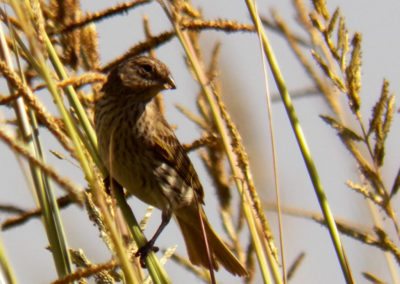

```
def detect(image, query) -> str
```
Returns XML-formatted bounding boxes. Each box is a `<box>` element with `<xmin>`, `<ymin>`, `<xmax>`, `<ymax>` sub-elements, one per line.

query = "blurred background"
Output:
<box><xmin>1</xmin><ymin>0</ymin><xmax>400</xmax><ymax>283</ymax></box>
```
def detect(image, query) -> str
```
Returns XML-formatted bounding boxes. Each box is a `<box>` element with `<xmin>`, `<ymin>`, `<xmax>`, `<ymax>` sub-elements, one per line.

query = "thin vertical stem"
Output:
<box><xmin>255</xmin><ymin>3</ymin><xmax>287</xmax><ymax>282</ymax></box>
<box><xmin>0</xmin><ymin>236</ymin><xmax>17</xmax><ymax>284</ymax></box>
<box><xmin>244</xmin><ymin>0</ymin><xmax>354</xmax><ymax>283</ymax></box>
<box><xmin>0</xmin><ymin>22</ymin><xmax>73</xmax><ymax>277</ymax></box>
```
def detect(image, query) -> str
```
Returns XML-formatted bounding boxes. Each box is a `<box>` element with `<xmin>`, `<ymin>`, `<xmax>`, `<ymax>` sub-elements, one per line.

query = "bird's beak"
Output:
<box><xmin>164</xmin><ymin>75</ymin><xmax>176</xmax><ymax>90</ymax></box>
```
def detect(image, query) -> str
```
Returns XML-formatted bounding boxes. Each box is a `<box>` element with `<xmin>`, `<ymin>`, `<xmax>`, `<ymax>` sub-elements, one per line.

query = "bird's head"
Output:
<box><xmin>102</xmin><ymin>56</ymin><xmax>176</xmax><ymax>102</ymax></box>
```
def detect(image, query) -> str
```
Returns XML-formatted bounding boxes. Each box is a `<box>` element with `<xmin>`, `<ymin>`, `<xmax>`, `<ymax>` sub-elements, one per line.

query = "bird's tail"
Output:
<box><xmin>175</xmin><ymin>206</ymin><xmax>247</xmax><ymax>277</ymax></box>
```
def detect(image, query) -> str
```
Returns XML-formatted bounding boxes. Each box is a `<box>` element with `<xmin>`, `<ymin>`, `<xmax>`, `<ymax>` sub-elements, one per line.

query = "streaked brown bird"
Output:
<box><xmin>94</xmin><ymin>56</ymin><xmax>247</xmax><ymax>276</ymax></box>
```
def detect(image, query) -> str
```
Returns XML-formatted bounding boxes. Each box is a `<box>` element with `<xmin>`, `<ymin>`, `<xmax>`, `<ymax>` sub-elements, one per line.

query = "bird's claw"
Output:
<box><xmin>135</xmin><ymin>242</ymin><xmax>159</xmax><ymax>268</ymax></box>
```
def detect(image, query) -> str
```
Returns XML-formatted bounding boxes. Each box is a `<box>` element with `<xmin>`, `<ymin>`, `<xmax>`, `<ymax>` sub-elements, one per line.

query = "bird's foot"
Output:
<box><xmin>103</xmin><ymin>176</ymin><xmax>111</xmax><ymax>195</ymax></box>
<box><xmin>135</xmin><ymin>241</ymin><xmax>159</xmax><ymax>268</ymax></box>
<box><xmin>103</xmin><ymin>176</ymin><xmax>124</xmax><ymax>195</ymax></box>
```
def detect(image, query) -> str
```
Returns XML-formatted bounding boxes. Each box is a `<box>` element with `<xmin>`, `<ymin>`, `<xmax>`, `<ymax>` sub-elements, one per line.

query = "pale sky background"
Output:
<box><xmin>1</xmin><ymin>1</ymin><xmax>400</xmax><ymax>283</ymax></box>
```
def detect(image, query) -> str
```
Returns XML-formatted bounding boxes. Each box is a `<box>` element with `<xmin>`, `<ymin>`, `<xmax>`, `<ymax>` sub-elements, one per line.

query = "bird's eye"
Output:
<box><xmin>141</xmin><ymin>64</ymin><xmax>153</xmax><ymax>74</ymax></box>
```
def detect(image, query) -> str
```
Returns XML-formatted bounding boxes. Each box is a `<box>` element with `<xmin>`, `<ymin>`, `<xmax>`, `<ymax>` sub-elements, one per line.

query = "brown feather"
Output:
<box><xmin>151</xmin><ymin>117</ymin><xmax>204</xmax><ymax>203</ymax></box>
<box><xmin>175</xmin><ymin>206</ymin><xmax>247</xmax><ymax>276</ymax></box>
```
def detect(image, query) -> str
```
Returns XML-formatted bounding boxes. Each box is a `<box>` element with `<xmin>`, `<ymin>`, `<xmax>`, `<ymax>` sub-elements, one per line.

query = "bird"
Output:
<box><xmin>94</xmin><ymin>55</ymin><xmax>247</xmax><ymax>276</ymax></box>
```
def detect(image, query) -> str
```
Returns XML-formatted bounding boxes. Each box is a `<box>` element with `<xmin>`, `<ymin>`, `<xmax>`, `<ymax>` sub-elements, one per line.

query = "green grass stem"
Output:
<box><xmin>0</xmin><ymin>237</ymin><xmax>17</xmax><ymax>284</ymax></box>
<box><xmin>244</xmin><ymin>1</ymin><xmax>354</xmax><ymax>283</ymax></box>
<box><xmin>0</xmin><ymin>20</ymin><xmax>73</xmax><ymax>277</ymax></box>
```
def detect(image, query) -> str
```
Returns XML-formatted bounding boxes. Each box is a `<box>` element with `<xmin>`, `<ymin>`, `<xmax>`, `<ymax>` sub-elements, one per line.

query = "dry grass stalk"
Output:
<box><xmin>33</xmin><ymin>72</ymin><xmax>106</xmax><ymax>92</ymax></box>
<box><xmin>168</xmin><ymin>253</ymin><xmax>211</xmax><ymax>283</ymax></box>
<box><xmin>265</xmin><ymin>203</ymin><xmax>400</xmax><ymax>265</ymax></box>
<box><xmin>211</xmin><ymin>71</ymin><xmax>278</xmax><ymax>262</ymax></box>
<box><xmin>0</xmin><ymin>127</ymin><xmax>82</xmax><ymax>202</ymax></box>
<box><xmin>244</xmin><ymin>242</ymin><xmax>256</xmax><ymax>283</ymax></box>
<box><xmin>0</xmin><ymin>204</ymin><xmax>25</xmax><ymax>214</ymax></box>
<box><xmin>69</xmin><ymin>249</ymin><xmax>120</xmax><ymax>283</ymax></box>
<box><xmin>52</xmin><ymin>256</ymin><xmax>117</xmax><ymax>284</ymax></box>
<box><xmin>83</xmin><ymin>191</ymin><xmax>114</xmax><ymax>253</ymax></box>
<box><xmin>2</xmin><ymin>195</ymin><xmax>74</xmax><ymax>230</ymax></box>
<box><xmin>308</xmin><ymin>2</ymin><xmax>399</xmax><ymax>248</ymax></box>
<box><xmin>0</xmin><ymin>91</ymin><xmax>19</xmax><ymax>105</ymax></box>
<box><xmin>362</xmin><ymin>272</ymin><xmax>386</xmax><ymax>284</ymax></box>
<box><xmin>0</xmin><ymin>59</ymin><xmax>75</xmax><ymax>154</ymax></box>
<box><xmin>58</xmin><ymin>0</ymin><xmax>151</xmax><ymax>34</ymax></box>
<box><xmin>271</xmin><ymin>11</ymin><xmax>342</xmax><ymax>116</ymax></box>
<box><xmin>287</xmin><ymin>252</ymin><xmax>306</xmax><ymax>281</ymax></box>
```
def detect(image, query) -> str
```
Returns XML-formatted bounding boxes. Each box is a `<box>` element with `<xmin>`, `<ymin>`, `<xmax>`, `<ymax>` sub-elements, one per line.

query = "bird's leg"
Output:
<box><xmin>136</xmin><ymin>210</ymin><xmax>172</xmax><ymax>268</ymax></box>
<box><xmin>103</xmin><ymin>175</ymin><xmax>110</xmax><ymax>187</ymax></box>
<box><xmin>104</xmin><ymin>175</ymin><xmax>172</xmax><ymax>267</ymax></box>
<box><xmin>104</xmin><ymin>176</ymin><xmax>124</xmax><ymax>196</ymax></box>
<box><xmin>103</xmin><ymin>175</ymin><xmax>113</xmax><ymax>195</ymax></box>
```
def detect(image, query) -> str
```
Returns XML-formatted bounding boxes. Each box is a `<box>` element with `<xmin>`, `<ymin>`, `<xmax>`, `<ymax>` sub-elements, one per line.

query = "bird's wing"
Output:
<box><xmin>151</xmin><ymin>120</ymin><xmax>205</xmax><ymax>204</ymax></box>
